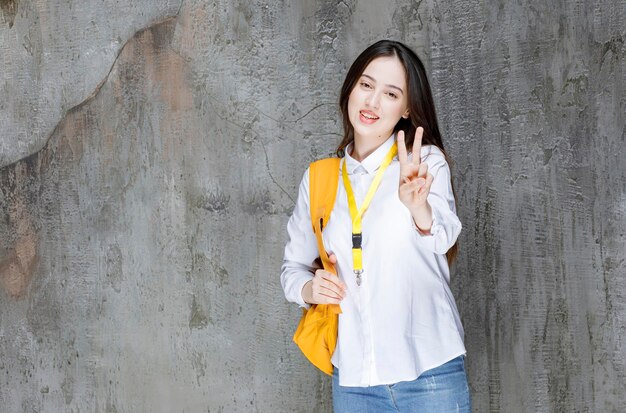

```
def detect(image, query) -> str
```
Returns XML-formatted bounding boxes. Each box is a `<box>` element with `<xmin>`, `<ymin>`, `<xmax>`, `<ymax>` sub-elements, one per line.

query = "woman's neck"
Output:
<box><xmin>350</xmin><ymin>134</ymin><xmax>391</xmax><ymax>162</ymax></box>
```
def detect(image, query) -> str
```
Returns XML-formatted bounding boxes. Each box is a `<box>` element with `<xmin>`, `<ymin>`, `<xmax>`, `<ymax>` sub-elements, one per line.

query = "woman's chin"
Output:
<box><xmin>353</xmin><ymin>126</ymin><xmax>391</xmax><ymax>142</ymax></box>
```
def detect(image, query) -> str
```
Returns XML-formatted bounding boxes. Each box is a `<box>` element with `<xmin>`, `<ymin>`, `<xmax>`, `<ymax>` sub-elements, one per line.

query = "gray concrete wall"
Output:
<box><xmin>0</xmin><ymin>0</ymin><xmax>624</xmax><ymax>412</ymax></box>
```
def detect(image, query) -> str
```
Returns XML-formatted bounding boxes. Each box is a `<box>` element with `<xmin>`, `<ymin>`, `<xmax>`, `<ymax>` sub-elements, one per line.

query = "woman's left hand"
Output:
<box><xmin>397</xmin><ymin>127</ymin><xmax>434</xmax><ymax>213</ymax></box>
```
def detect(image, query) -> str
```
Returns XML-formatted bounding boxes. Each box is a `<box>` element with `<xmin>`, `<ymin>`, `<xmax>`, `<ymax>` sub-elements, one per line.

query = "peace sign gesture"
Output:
<box><xmin>397</xmin><ymin>127</ymin><xmax>434</xmax><ymax>214</ymax></box>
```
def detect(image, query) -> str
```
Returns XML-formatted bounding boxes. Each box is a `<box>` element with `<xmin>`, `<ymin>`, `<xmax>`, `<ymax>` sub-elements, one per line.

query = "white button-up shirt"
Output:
<box><xmin>281</xmin><ymin>134</ymin><xmax>466</xmax><ymax>387</ymax></box>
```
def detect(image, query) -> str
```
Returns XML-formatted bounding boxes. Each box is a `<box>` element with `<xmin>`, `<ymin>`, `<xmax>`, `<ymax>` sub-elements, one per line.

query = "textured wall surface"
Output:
<box><xmin>0</xmin><ymin>0</ymin><xmax>624</xmax><ymax>412</ymax></box>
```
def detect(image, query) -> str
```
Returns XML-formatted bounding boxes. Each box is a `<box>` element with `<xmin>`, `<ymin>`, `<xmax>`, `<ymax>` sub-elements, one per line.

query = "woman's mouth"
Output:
<box><xmin>359</xmin><ymin>110</ymin><xmax>379</xmax><ymax>124</ymax></box>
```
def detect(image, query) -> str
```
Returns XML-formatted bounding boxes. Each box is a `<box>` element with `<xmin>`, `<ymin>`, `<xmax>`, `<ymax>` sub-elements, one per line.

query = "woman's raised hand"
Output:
<box><xmin>302</xmin><ymin>253</ymin><xmax>347</xmax><ymax>305</ymax></box>
<box><xmin>397</xmin><ymin>127</ymin><xmax>434</xmax><ymax>213</ymax></box>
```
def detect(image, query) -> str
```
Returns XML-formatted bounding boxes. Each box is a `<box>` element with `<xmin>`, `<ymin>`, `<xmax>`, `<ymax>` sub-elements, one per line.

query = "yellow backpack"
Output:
<box><xmin>292</xmin><ymin>157</ymin><xmax>342</xmax><ymax>375</ymax></box>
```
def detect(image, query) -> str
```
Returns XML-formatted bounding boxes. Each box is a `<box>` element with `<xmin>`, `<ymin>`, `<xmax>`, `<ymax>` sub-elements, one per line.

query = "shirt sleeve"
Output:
<box><xmin>281</xmin><ymin>167</ymin><xmax>320</xmax><ymax>309</ymax></box>
<box><xmin>409</xmin><ymin>147</ymin><xmax>462</xmax><ymax>255</ymax></box>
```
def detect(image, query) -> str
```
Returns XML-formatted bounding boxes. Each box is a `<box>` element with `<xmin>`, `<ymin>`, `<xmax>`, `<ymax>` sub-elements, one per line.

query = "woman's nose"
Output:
<box><xmin>365</xmin><ymin>91</ymin><xmax>381</xmax><ymax>109</ymax></box>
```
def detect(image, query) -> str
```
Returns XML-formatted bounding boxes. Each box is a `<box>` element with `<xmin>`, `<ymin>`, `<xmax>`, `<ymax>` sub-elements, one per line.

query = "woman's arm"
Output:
<box><xmin>281</xmin><ymin>168</ymin><xmax>317</xmax><ymax>308</ymax></box>
<box><xmin>281</xmin><ymin>168</ymin><xmax>347</xmax><ymax>307</ymax></box>
<box><xmin>409</xmin><ymin>151</ymin><xmax>462</xmax><ymax>254</ymax></box>
<box><xmin>397</xmin><ymin>129</ymin><xmax>461</xmax><ymax>255</ymax></box>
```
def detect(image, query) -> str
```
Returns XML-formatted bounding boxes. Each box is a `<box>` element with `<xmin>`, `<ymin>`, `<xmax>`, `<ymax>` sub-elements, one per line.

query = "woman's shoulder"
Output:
<box><xmin>412</xmin><ymin>144</ymin><xmax>447</xmax><ymax>165</ymax></box>
<box><xmin>421</xmin><ymin>143</ymin><xmax>444</xmax><ymax>156</ymax></box>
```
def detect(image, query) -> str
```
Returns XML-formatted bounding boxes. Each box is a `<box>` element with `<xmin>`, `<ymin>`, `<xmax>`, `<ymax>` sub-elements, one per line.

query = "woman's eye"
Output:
<box><xmin>388</xmin><ymin>92</ymin><xmax>397</xmax><ymax>99</ymax></box>
<box><xmin>360</xmin><ymin>82</ymin><xmax>372</xmax><ymax>89</ymax></box>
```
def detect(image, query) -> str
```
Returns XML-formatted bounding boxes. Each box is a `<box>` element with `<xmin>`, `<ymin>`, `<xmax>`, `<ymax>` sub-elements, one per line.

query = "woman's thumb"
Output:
<box><xmin>328</xmin><ymin>252</ymin><xmax>337</xmax><ymax>264</ymax></box>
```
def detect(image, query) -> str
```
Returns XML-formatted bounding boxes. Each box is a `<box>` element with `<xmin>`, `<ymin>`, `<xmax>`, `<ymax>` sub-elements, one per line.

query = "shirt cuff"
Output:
<box><xmin>410</xmin><ymin>207</ymin><xmax>441</xmax><ymax>238</ymax></box>
<box><xmin>409</xmin><ymin>206</ymin><xmax>461</xmax><ymax>255</ymax></box>
<box><xmin>293</xmin><ymin>273</ymin><xmax>314</xmax><ymax>309</ymax></box>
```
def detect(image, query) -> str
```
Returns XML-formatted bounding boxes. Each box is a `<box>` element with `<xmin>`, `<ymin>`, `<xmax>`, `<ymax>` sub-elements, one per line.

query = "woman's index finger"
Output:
<box><xmin>412</xmin><ymin>127</ymin><xmax>424</xmax><ymax>166</ymax></box>
<box><xmin>397</xmin><ymin>129</ymin><xmax>409</xmax><ymax>166</ymax></box>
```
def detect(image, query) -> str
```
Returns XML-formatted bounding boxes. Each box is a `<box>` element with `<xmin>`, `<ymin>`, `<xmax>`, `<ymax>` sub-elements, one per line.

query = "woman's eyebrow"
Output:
<box><xmin>361</xmin><ymin>74</ymin><xmax>404</xmax><ymax>95</ymax></box>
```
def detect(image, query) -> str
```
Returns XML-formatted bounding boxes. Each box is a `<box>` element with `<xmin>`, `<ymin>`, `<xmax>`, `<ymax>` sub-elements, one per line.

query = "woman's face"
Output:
<box><xmin>347</xmin><ymin>55</ymin><xmax>410</xmax><ymax>144</ymax></box>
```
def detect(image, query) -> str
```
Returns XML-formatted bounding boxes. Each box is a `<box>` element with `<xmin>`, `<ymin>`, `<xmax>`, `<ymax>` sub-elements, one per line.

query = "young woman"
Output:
<box><xmin>281</xmin><ymin>40</ymin><xmax>471</xmax><ymax>412</ymax></box>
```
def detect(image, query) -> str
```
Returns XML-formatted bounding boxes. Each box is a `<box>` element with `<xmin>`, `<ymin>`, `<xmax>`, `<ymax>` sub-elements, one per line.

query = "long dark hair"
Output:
<box><xmin>336</xmin><ymin>40</ymin><xmax>459</xmax><ymax>264</ymax></box>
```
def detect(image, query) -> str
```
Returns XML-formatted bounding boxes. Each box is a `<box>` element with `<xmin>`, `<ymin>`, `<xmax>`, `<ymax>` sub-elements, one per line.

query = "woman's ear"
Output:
<box><xmin>402</xmin><ymin>110</ymin><xmax>409</xmax><ymax>119</ymax></box>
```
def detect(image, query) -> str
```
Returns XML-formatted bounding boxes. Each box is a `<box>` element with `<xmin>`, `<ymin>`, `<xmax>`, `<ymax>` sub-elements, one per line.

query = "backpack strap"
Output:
<box><xmin>309</xmin><ymin>158</ymin><xmax>341</xmax><ymax>274</ymax></box>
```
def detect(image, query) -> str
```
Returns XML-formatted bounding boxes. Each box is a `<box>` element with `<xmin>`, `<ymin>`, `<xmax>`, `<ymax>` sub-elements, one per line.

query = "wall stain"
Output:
<box><xmin>393</xmin><ymin>0</ymin><xmax>424</xmax><ymax>35</ymax></box>
<box><xmin>190</xmin><ymin>190</ymin><xmax>230</xmax><ymax>212</ymax></box>
<box><xmin>190</xmin><ymin>351</ymin><xmax>207</xmax><ymax>386</ymax></box>
<box><xmin>105</xmin><ymin>244</ymin><xmax>123</xmax><ymax>293</ymax></box>
<box><xmin>0</xmin><ymin>0</ymin><xmax>18</xmax><ymax>28</ymax></box>
<box><xmin>210</xmin><ymin>259</ymin><xmax>229</xmax><ymax>287</ymax></box>
<box><xmin>189</xmin><ymin>294</ymin><xmax>209</xmax><ymax>329</ymax></box>
<box><xmin>189</xmin><ymin>252</ymin><xmax>229</xmax><ymax>287</ymax></box>
<box><xmin>242</xmin><ymin>189</ymin><xmax>292</xmax><ymax>216</ymax></box>
<box><xmin>61</xmin><ymin>375</ymin><xmax>73</xmax><ymax>405</ymax></box>
<box><xmin>599</xmin><ymin>36</ymin><xmax>624</xmax><ymax>66</ymax></box>
<box><xmin>0</xmin><ymin>195</ymin><xmax>39</xmax><ymax>299</ymax></box>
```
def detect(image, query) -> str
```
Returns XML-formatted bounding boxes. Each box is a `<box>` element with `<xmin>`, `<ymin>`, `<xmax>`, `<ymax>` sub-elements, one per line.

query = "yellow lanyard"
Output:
<box><xmin>341</xmin><ymin>142</ymin><xmax>397</xmax><ymax>286</ymax></box>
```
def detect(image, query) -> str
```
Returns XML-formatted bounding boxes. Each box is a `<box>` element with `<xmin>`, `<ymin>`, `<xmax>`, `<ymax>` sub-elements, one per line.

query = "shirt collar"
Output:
<box><xmin>344</xmin><ymin>134</ymin><xmax>396</xmax><ymax>175</ymax></box>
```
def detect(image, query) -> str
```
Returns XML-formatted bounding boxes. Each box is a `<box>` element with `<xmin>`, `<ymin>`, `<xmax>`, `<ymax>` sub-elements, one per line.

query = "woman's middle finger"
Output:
<box><xmin>319</xmin><ymin>284</ymin><xmax>343</xmax><ymax>300</ymax></box>
<box><xmin>320</xmin><ymin>278</ymin><xmax>345</xmax><ymax>297</ymax></box>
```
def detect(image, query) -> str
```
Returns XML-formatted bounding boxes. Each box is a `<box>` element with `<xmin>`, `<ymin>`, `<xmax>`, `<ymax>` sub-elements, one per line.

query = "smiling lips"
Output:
<box><xmin>359</xmin><ymin>110</ymin><xmax>379</xmax><ymax>124</ymax></box>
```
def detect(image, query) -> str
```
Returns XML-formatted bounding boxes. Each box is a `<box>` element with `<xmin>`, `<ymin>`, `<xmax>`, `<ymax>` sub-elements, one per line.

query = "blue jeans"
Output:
<box><xmin>332</xmin><ymin>355</ymin><xmax>471</xmax><ymax>413</ymax></box>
